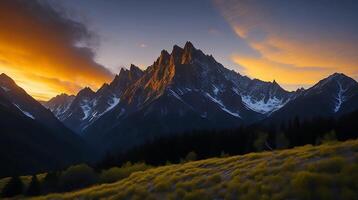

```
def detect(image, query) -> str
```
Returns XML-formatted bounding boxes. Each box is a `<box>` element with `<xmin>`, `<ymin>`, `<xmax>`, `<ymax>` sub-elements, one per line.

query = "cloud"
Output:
<box><xmin>208</xmin><ymin>28</ymin><xmax>221</xmax><ymax>35</ymax></box>
<box><xmin>139</xmin><ymin>43</ymin><xmax>148</xmax><ymax>48</ymax></box>
<box><xmin>0</xmin><ymin>0</ymin><xmax>113</xmax><ymax>100</ymax></box>
<box><xmin>232</xmin><ymin>55</ymin><xmax>330</xmax><ymax>90</ymax></box>
<box><xmin>214</xmin><ymin>0</ymin><xmax>358</xmax><ymax>88</ymax></box>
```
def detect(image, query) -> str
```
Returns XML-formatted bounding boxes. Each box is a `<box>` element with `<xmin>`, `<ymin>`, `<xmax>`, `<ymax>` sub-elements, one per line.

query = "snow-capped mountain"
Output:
<box><xmin>268</xmin><ymin>73</ymin><xmax>358</xmax><ymax>123</ymax></box>
<box><xmin>0</xmin><ymin>73</ymin><xmax>73</xmax><ymax>129</ymax></box>
<box><xmin>41</xmin><ymin>42</ymin><xmax>358</xmax><ymax>153</ymax></box>
<box><xmin>47</xmin><ymin>65</ymin><xmax>144</xmax><ymax>134</ymax></box>
<box><xmin>43</xmin><ymin>93</ymin><xmax>75</xmax><ymax>119</ymax></box>
<box><xmin>0</xmin><ymin>73</ymin><xmax>92</xmax><ymax>177</ymax></box>
<box><xmin>82</xmin><ymin>42</ymin><xmax>300</xmax><ymax>151</ymax></box>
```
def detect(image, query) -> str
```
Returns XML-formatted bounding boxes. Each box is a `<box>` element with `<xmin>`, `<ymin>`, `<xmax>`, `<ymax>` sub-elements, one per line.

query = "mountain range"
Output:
<box><xmin>41</xmin><ymin>42</ymin><xmax>358</xmax><ymax>152</ymax></box>
<box><xmin>0</xmin><ymin>74</ymin><xmax>92</xmax><ymax>177</ymax></box>
<box><xmin>0</xmin><ymin>42</ymin><xmax>357</xmax><ymax>168</ymax></box>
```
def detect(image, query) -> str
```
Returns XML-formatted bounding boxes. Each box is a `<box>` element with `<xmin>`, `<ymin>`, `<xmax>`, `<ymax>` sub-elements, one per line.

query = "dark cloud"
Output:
<box><xmin>0</xmin><ymin>0</ymin><xmax>113</xmax><ymax>100</ymax></box>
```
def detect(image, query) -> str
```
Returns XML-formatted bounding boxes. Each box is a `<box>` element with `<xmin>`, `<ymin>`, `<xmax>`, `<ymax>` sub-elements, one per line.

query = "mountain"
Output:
<box><xmin>82</xmin><ymin>42</ymin><xmax>297</xmax><ymax>152</ymax></box>
<box><xmin>44</xmin><ymin>65</ymin><xmax>144</xmax><ymax>134</ymax></box>
<box><xmin>0</xmin><ymin>73</ymin><xmax>93</xmax><ymax>177</ymax></box>
<box><xmin>41</xmin><ymin>42</ymin><xmax>358</xmax><ymax>153</ymax></box>
<box><xmin>42</xmin><ymin>93</ymin><xmax>75</xmax><ymax>119</ymax></box>
<box><xmin>268</xmin><ymin>73</ymin><xmax>358</xmax><ymax>123</ymax></box>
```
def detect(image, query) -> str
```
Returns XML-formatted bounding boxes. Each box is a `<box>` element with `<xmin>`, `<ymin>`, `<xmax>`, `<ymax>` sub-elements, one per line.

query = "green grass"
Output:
<box><xmin>0</xmin><ymin>173</ymin><xmax>46</xmax><ymax>194</ymax></box>
<box><xmin>6</xmin><ymin>139</ymin><xmax>358</xmax><ymax>200</ymax></box>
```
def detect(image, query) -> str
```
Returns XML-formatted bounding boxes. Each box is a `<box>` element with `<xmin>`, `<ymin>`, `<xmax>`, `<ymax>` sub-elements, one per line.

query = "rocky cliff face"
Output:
<box><xmin>42</xmin><ymin>42</ymin><xmax>358</xmax><ymax>153</ymax></box>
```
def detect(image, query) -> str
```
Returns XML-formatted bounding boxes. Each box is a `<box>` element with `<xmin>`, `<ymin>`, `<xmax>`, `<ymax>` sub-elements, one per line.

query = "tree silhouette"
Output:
<box><xmin>1</xmin><ymin>176</ymin><xmax>24</xmax><ymax>197</ymax></box>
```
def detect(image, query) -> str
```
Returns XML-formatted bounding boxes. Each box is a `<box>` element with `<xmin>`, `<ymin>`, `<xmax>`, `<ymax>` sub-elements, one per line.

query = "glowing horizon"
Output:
<box><xmin>1</xmin><ymin>0</ymin><xmax>357</xmax><ymax>100</ymax></box>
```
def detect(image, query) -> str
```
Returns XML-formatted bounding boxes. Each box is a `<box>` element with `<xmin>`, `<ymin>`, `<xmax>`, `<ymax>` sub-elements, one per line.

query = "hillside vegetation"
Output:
<box><xmin>19</xmin><ymin>139</ymin><xmax>358</xmax><ymax>200</ymax></box>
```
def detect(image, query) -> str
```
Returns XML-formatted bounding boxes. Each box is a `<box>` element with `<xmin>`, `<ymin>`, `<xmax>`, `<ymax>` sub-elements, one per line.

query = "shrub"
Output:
<box><xmin>1</xmin><ymin>176</ymin><xmax>24</xmax><ymax>197</ymax></box>
<box><xmin>207</xmin><ymin>173</ymin><xmax>221</xmax><ymax>185</ymax></box>
<box><xmin>185</xmin><ymin>151</ymin><xmax>198</xmax><ymax>162</ymax></box>
<box><xmin>308</xmin><ymin>157</ymin><xmax>346</xmax><ymax>174</ymax></box>
<box><xmin>100</xmin><ymin>162</ymin><xmax>150</xmax><ymax>184</ymax></box>
<box><xmin>183</xmin><ymin>189</ymin><xmax>209</xmax><ymax>200</ymax></box>
<box><xmin>26</xmin><ymin>175</ymin><xmax>41</xmax><ymax>196</ymax></box>
<box><xmin>154</xmin><ymin>179</ymin><xmax>171</xmax><ymax>192</ymax></box>
<box><xmin>59</xmin><ymin>164</ymin><xmax>97</xmax><ymax>191</ymax></box>
<box><xmin>291</xmin><ymin>171</ymin><xmax>333</xmax><ymax>200</ymax></box>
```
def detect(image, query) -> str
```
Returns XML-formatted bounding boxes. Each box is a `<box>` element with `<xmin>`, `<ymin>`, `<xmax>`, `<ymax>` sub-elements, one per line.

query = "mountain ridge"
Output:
<box><xmin>0</xmin><ymin>74</ymin><xmax>94</xmax><ymax>177</ymax></box>
<box><xmin>39</xmin><ymin>42</ymin><xmax>358</xmax><ymax>152</ymax></box>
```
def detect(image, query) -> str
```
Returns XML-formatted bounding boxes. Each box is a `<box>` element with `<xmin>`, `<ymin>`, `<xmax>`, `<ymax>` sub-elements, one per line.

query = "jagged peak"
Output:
<box><xmin>77</xmin><ymin>87</ymin><xmax>95</xmax><ymax>97</ymax></box>
<box><xmin>119</xmin><ymin>67</ymin><xmax>128</xmax><ymax>74</ymax></box>
<box><xmin>324</xmin><ymin>72</ymin><xmax>355</xmax><ymax>83</ymax></box>
<box><xmin>172</xmin><ymin>44</ymin><xmax>183</xmax><ymax>51</ymax></box>
<box><xmin>184</xmin><ymin>41</ymin><xmax>195</xmax><ymax>50</ymax></box>
<box><xmin>327</xmin><ymin>72</ymin><xmax>352</xmax><ymax>80</ymax></box>
<box><xmin>0</xmin><ymin>73</ymin><xmax>15</xmax><ymax>85</ymax></box>
<box><xmin>312</xmin><ymin>72</ymin><xmax>357</xmax><ymax>90</ymax></box>
<box><xmin>129</xmin><ymin>64</ymin><xmax>143</xmax><ymax>73</ymax></box>
<box><xmin>160</xmin><ymin>49</ymin><xmax>170</xmax><ymax>57</ymax></box>
<box><xmin>155</xmin><ymin>49</ymin><xmax>170</xmax><ymax>66</ymax></box>
<box><xmin>48</xmin><ymin>93</ymin><xmax>75</xmax><ymax>102</ymax></box>
<box><xmin>99</xmin><ymin>83</ymin><xmax>110</xmax><ymax>90</ymax></box>
<box><xmin>296</xmin><ymin>87</ymin><xmax>305</xmax><ymax>92</ymax></box>
<box><xmin>171</xmin><ymin>45</ymin><xmax>184</xmax><ymax>55</ymax></box>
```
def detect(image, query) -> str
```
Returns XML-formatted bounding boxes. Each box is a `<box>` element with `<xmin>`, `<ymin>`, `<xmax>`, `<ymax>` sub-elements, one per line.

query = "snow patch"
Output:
<box><xmin>102</xmin><ymin>96</ymin><xmax>120</xmax><ymax>115</ymax></box>
<box><xmin>205</xmin><ymin>93</ymin><xmax>241</xmax><ymax>118</ymax></box>
<box><xmin>80</xmin><ymin>101</ymin><xmax>91</xmax><ymax>120</ymax></box>
<box><xmin>212</xmin><ymin>85</ymin><xmax>219</xmax><ymax>95</ymax></box>
<box><xmin>334</xmin><ymin>81</ymin><xmax>347</xmax><ymax>113</ymax></box>
<box><xmin>1</xmin><ymin>86</ymin><xmax>10</xmax><ymax>92</ymax></box>
<box><xmin>241</xmin><ymin>95</ymin><xmax>287</xmax><ymax>114</ymax></box>
<box><xmin>169</xmin><ymin>89</ymin><xmax>183</xmax><ymax>101</ymax></box>
<box><xmin>14</xmin><ymin>104</ymin><xmax>35</xmax><ymax>119</ymax></box>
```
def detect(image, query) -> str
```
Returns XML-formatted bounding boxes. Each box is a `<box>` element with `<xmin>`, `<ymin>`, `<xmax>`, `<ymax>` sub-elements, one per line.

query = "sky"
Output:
<box><xmin>0</xmin><ymin>0</ymin><xmax>357</xmax><ymax>100</ymax></box>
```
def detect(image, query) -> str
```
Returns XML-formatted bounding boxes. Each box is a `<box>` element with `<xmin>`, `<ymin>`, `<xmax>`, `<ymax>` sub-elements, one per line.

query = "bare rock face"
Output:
<box><xmin>40</xmin><ymin>42</ymin><xmax>358</xmax><ymax>153</ymax></box>
<box><xmin>81</xmin><ymin>42</ymin><xmax>301</xmax><ymax>152</ymax></box>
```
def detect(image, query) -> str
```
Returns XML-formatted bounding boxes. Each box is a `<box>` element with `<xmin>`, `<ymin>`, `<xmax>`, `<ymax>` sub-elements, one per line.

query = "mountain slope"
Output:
<box><xmin>42</xmin><ymin>93</ymin><xmax>75</xmax><ymax>120</ymax></box>
<box><xmin>268</xmin><ymin>73</ymin><xmax>358</xmax><ymax>123</ymax></box>
<box><xmin>33</xmin><ymin>139</ymin><xmax>358</xmax><ymax>200</ymax></box>
<box><xmin>40</xmin><ymin>42</ymin><xmax>358</xmax><ymax>154</ymax></box>
<box><xmin>46</xmin><ymin>65</ymin><xmax>144</xmax><ymax>134</ymax></box>
<box><xmin>83</xmin><ymin>42</ymin><xmax>295</xmax><ymax>152</ymax></box>
<box><xmin>0</xmin><ymin>74</ymin><xmax>93</xmax><ymax>178</ymax></box>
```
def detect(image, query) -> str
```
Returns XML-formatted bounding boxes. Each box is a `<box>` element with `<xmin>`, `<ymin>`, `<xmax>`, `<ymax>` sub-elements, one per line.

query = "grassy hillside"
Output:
<box><xmin>12</xmin><ymin>140</ymin><xmax>358</xmax><ymax>200</ymax></box>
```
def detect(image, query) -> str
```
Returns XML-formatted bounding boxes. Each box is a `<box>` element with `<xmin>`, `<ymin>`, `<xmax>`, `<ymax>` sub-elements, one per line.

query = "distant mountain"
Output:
<box><xmin>0</xmin><ymin>73</ymin><xmax>93</xmax><ymax>177</ymax></box>
<box><xmin>43</xmin><ymin>93</ymin><xmax>75</xmax><ymax>119</ymax></box>
<box><xmin>268</xmin><ymin>73</ymin><xmax>358</xmax><ymax>123</ymax></box>
<box><xmin>42</xmin><ymin>42</ymin><xmax>358</xmax><ymax>153</ymax></box>
<box><xmin>44</xmin><ymin>65</ymin><xmax>144</xmax><ymax>134</ymax></box>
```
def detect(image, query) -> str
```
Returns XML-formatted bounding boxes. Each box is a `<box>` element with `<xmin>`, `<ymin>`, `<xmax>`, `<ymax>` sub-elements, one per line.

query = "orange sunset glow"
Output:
<box><xmin>0</xmin><ymin>0</ymin><xmax>113</xmax><ymax>100</ymax></box>
<box><xmin>1</xmin><ymin>0</ymin><xmax>357</xmax><ymax>99</ymax></box>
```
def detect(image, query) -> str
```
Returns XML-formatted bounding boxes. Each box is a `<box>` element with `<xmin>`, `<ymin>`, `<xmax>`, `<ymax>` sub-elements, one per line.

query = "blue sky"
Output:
<box><xmin>53</xmin><ymin>0</ymin><xmax>251</xmax><ymax>72</ymax></box>
<box><xmin>1</xmin><ymin>0</ymin><xmax>357</xmax><ymax>100</ymax></box>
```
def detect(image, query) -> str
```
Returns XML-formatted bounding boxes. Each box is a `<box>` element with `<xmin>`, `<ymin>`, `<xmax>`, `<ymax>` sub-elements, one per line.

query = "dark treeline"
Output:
<box><xmin>2</xmin><ymin>111</ymin><xmax>358</xmax><ymax>198</ymax></box>
<box><xmin>1</xmin><ymin>162</ymin><xmax>151</xmax><ymax>198</ymax></box>
<box><xmin>96</xmin><ymin>110</ymin><xmax>358</xmax><ymax>169</ymax></box>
